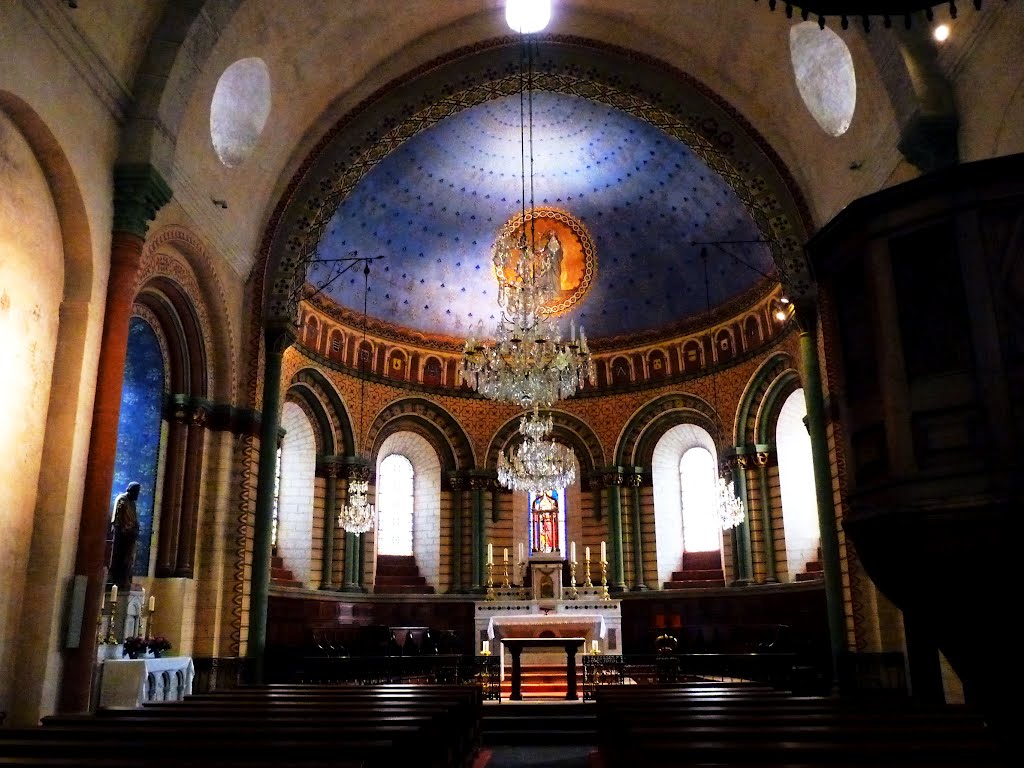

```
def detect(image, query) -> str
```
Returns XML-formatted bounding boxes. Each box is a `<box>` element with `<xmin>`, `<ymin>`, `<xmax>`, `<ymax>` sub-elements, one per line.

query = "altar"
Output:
<box><xmin>99</xmin><ymin>656</ymin><xmax>194</xmax><ymax>708</ymax></box>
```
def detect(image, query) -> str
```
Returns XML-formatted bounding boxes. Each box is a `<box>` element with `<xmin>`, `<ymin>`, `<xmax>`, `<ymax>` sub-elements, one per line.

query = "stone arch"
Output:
<box><xmin>134</xmin><ymin>276</ymin><xmax>208</xmax><ymax>397</ymax></box>
<box><xmin>756</xmin><ymin>370</ymin><xmax>804</xmax><ymax>447</ymax></box>
<box><xmin>290</xmin><ymin>368</ymin><xmax>354</xmax><ymax>456</ymax></box>
<box><xmin>734</xmin><ymin>352</ymin><xmax>798</xmax><ymax>447</ymax></box>
<box><xmin>140</xmin><ymin>226</ymin><xmax>236</xmax><ymax>401</ymax></box>
<box><xmin>616</xmin><ymin>393</ymin><xmax>723</xmax><ymax>469</ymax></box>
<box><xmin>366</xmin><ymin>397</ymin><xmax>474</xmax><ymax>473</ymax></box>
<box><xmin>485</xmin><ymin>410</ymin><xmax>604</xmax><ymax>491</ymax></box>
<box><xmin>285</xmin><ymin>384</ymin><xmax>335</xmax><ymax>456</ymax></box>
<box><xmin>0</xmin><ymin>92</ymin><xmax>94</xmax><ymax>726</ymax></box>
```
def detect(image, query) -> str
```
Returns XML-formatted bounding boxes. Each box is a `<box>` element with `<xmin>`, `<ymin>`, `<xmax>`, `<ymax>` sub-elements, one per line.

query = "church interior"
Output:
<box><xmin>1</xmin><ymin>0</ymin><xmax>1022</xmax><ymax>764</ymax></box>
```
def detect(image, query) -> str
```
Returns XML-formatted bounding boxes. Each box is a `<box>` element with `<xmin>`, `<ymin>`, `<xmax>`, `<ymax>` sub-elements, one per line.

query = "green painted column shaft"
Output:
<box><xmin>248</xmin><ymin>325</ymin><xmax>293</xmax><ymax>682</ymax></box>
<box><xmin>450</xmin><ymin>480</ymin><xmax>463</xmax><ymax>593</ymax></box>
<box><xmin>471</xmin><ymin>486</ymin><xmax>485</xmax><ymax>590</ymax></box>
<box><xmin>757</xmin><ymin>464</ymin><xmax>779</xmax><ymax>582</ymax></box>
<box><xmin>343</xmin><ymin>531</ymin><xmax>359</xmax><ymax>590</ymax></box>
<box><xmin>607</xmin><ymin>479</ymin><xmax>626</xmax><ymax>590</ymax></box>
<box><xmin>320</xmin><ymin>467</ymin><xmax>337</xmax><ymax>589</ymax></box>
<box><xmin>629</xmin><ymin>475</ymin><xmax>648</xmax><ymax>590</ymax></box>
<box><xmin>800</xmin><ymin>325</ymin><xmax>846</xmax><ymax>683</ymax></box>
<box><xmin>731</xmin><ymin>461</ymin><xmax>753</xmax><ymax>583</ymax></box>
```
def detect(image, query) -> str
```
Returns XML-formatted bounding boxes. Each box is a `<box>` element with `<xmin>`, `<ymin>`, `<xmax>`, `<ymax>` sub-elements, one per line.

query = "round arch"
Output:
<box><xmin>366</xmin><ymin>397</ymin><xmax>474</xmax><ymax>474</ymax></box>
<box><xmin>289</xmin><ymin>368</ymin><xmax>354</xmax><ymax>456</ymax></box>
<box><xmin>735</xmin><ymin>352</ymin><xmax>799</xmax><ymax>447</ymax></box>
<box><xmin>616</xmin><ymin>393</ymin><xmax>723</xmax><ymax>469</ymax></box>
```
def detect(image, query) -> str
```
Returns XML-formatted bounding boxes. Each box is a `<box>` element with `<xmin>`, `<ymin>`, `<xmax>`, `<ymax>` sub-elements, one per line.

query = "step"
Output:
<box><xmin>670</xmin><ymin>569</ymin><xmax>724</xmax><ymax>580</ymax></box>
<box><xmin>663</xmin><ymin>579</ymin><xmax>726</xmax><ymax>589</ymax></box>
<box><xmin>373</xmin><ymin>584</ymin><xmax>435</xmax><ymax>595</ymax></box>
<box><xmin>373</xmin><ymin>574</ymin><xmax>428</xmax><ymax>585</ymax></box>
<box><xmin>795</xmin><ymin>571</ymin><xmax>824</xmax><ymax>582</ymax></box>
<box><xmin>681</xmin><ymin>551</ymin><xmax>723</xmax><ymax>569</ymax></box>
<box><xmin>482</xmin><ymin>702</ymin><xmax>596</xmax><ymax>746</ymax></box>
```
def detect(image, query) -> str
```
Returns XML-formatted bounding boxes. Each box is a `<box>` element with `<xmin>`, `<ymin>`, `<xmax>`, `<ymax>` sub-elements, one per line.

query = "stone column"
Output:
<box><xmin>174</xmin><ymin>400</ymin><xmax>209</xmax><ymax>577</ymax></box>
<box><xmin>247</xmin><ymin>322</ymin><xmax>295</xmax><ymax>682</ymax></box>
<box><xmin>319</xmin><ymin>460</ymin><xmax>340</xmax><ymax>589</ymax></box>
<box><xmin>589</xmin><ymin>474</ymin><xmax>604</xmax><ymax>522</ymax></box>
<box><xmin>469</xmin><ymin>474</ymin><xmax>490</xmax><ymax>593</ymax></box>
<box><xmin>755</xmin><ymin>448</ymin><xmax>779</xmax><ymax>583</ymax></box>
<box><xmin>155</xmin><ymin>401</ymin><xmax>187</xmax><ymax>576</ymax></box>
<box><xmin>448</xmin><ymin>473</ymin><xmax>464</xmax><ymax>593</ymax></box>
<box><xmin>797</xmin><ymin>303</ymin><xmax>845</xmax><ymax>685</ymax></box>
<box><xmin>728</xmin><ymin>453</ymin><xmax>754</xmax><ymax>585</ymax></box>
<box><xmin>627</xmin><ymin>469</ymin><xmax>648</xmax><ymax>591</ymax></box>
<box><xmin>602</xmin><ymin>467</ymin><xmax>627</xmax><ymax>592</ymax></box>
<box><xmin>60</xmin><ymin>165</ymin><xmax>171</xmax><ymax>713</ymax></box>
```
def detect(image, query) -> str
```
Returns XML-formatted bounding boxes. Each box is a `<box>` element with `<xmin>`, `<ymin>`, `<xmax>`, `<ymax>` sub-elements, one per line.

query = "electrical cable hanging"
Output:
<box><xmin>703</xmin><ymin>248</ymin><xmax>746</xmax><ymax>530</ymax></box>
<box><xmin>338</xmin><ymin>261</ymin><xmax>376</xmax><ymax>534</ymax></box>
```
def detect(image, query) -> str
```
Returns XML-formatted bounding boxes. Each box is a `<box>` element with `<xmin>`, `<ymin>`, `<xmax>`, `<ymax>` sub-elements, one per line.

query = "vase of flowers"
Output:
<box><xmin>148</xmin><ymin>636</ymin><xmax>172</xmax><ymax>658</ymax></box>
<box><xmin>122</xmin><ymin>636</ymin><xmax>147</xmax><ymax>659</ymax></box>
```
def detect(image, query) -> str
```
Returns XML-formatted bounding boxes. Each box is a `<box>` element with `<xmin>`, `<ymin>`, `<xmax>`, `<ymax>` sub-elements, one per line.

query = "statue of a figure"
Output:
<box><xmin>107</xmin><ymin>481</ymin><xmax>141</xmax><ymax>590</ymax></box>
<box><xmin>540</xmin><ymin>231</ymin><xmax>563</xmax><ymax>298</ymax></box>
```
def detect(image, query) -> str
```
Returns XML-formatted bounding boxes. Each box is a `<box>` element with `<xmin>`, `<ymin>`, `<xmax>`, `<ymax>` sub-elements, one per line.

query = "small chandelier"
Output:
<box><xmin>700</xmin><ymin>247</ymin><xmax>746</xmax><ymax>531</ymax></box>
<box><xmin>338</xmin><ymin>261</ymin><xmax>377</xmax><ymax>534</ymax></box>
<box><xmin>717</xmin><ymin>474</ymin><xmax>745</xmax><ymax>530</ymax></box>
<box><xmin>339</xmin><ymin>472</ymin><xmax>374</xmax><ymax>534</ymax></box>
<box><xmin>497</xmin><ymin>407</ymin><xmax>577</xmax><ymax>493</ymax></box>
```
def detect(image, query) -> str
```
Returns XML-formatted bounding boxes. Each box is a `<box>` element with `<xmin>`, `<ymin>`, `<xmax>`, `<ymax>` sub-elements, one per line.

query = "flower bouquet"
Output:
<box><xmin>122</xmin><ymin>636</ymin><xmax>147</xmax><ymax>659</ymax></box>
<box><xmin>148</xmin><ymin>636</ymin><xmax>172</xmax><ymax>658</ymax></box>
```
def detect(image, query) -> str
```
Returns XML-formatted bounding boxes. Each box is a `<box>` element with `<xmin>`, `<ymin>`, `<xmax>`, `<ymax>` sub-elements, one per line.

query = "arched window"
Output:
<box><xmin>776</xmin><ymin>389</ymin><xmax>821</xmax><ymax>579</ymax></box>
<box><xmin>529</xmin><ymin>489</ymin><xmax>566</xmax><ymax>557</ymax></box>
<box><xmin>679</xmin><ymin>447</ymin><xmax>722</xmax><ymax>553</ymax></box>
<box><xmin>377</xmin><ymin>454</ymin><xmax>415</xmax><ymax>556</ymax></box>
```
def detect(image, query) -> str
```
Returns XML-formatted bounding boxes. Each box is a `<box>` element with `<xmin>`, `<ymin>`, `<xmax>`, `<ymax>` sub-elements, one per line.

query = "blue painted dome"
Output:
<box><xmin>308</xmin><ymin>91</ymin><xmax>773</xmax><ymax>340</ymax></box>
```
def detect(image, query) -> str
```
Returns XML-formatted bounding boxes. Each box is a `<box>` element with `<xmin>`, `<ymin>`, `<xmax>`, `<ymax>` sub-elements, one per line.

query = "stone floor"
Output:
<box><xmin>484</xmin><ymin>745</ymin><xmax>596</xmax><ymax>768</ymax></box>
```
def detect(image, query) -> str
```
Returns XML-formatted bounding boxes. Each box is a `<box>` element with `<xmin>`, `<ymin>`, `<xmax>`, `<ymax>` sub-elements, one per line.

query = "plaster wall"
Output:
<box><xmin>0</xmin><ymin>108</ymin><xmax>64</xmax><ymax>722</ymax></box>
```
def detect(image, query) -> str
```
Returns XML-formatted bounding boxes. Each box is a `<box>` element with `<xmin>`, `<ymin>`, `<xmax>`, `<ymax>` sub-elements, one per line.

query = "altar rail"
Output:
<box><xmin>269</xmin><ymin>653</ymin><xmax>500</xmax><ymax>700</ymax></box>
<box><xmin>582</xmin><ymin>653</ymin><xmax>801</xmax><ymax>700</ymax></box>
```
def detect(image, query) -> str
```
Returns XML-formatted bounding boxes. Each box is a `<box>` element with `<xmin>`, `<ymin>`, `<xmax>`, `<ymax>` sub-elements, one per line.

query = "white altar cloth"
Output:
<box><xmin>99</xmin><ymin>656</ymin><xmax>194</xmax><ymax>708</ymax></box>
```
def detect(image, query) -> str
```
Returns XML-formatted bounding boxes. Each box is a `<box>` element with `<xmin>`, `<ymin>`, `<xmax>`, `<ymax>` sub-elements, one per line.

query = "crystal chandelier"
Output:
<box><xmin>338</xmin><ymin>261</ymin><xmax>377</xmax><ymax>534</ymax></box>
<box><xmin>497</xmin><ymin>407</ymin><xmax>577</xmax><ymax>493</ymax></box>
<box><xmin>717</xmin><ymin>474</ymin><xmax>745</xmax><ymax>530</ymax></box>
<box><xmin>458</xmin><ymin>20</ymin><xmax>594</xmax><ymax>409</ymax></box>
<box><xmin>339</xmin><ymin>472</ymin><xmax>374</xmax><ymax>534</ymax></box>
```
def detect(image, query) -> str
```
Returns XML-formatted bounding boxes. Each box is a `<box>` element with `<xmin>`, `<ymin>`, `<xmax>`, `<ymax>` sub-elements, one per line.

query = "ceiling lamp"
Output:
<box><xmin>701</xmin><ymin>248</ymin><xmax>746</xmax><ymax>531</ymax></box>
<box><xmin>497</xmin><ymin>407</ymin><xmax>577</xmax><ymax>493</ymax></box>
<box><xmin>338</xmin><ymin>261</ymin><xmax>376</xmax><ymax>534</ymax></box>
<box><xmin>506</xmin><ymin>0</ymin><xmax>551</xmax><ymax>33</ymax></box>
<box><xmin>460</xmin><ymin>16</ymin><xmax>594</xmax><ymax>409</ymax></box>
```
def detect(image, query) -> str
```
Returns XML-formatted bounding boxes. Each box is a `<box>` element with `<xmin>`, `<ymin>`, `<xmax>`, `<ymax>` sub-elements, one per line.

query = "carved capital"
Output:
<box><xmin>113</xmin><ymin>164</ymin><xmax>172</xmax><ymax>239</ymax></box>
<box><xmin>448</xmin><ymin>473</ymin><xmax>465</xmax><ymax>492</ymax></box>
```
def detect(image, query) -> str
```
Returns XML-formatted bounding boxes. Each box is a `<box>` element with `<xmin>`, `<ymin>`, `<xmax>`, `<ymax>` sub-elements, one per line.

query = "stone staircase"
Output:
<box><xmin>498</xmin><ymin>662</ymin><xmax>579</xmax><ymax>700</ymax></box>
<box><xmin>662</xmin><ymin>549</ymin><xmax>726</xmax><ymax>589</ymax></box>
<box><xmin>795</xmin><ymin>546</ymin><xmax>825</xmax><ymax>582</ymax></box>
<box><xmin>482</xmin><ymin>700</ymin><xmax>596</xmax><ymax>746</ymax></box>
<box><xmin>271</xmin><ymin>554</ymin><xmax>303</xmax><ymax>589</ymax></box>
<box><xmin>373</xmin><ymin>554</ymin><xmax>435</xmax><ymax>594</ymax></box>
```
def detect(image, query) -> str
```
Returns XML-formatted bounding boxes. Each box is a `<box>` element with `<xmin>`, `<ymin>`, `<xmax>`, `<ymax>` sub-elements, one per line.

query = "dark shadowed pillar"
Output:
<box><xmin>60</xmin><ymin>164</ymin><xmax>171</xmax><ymax>713</ymax></box>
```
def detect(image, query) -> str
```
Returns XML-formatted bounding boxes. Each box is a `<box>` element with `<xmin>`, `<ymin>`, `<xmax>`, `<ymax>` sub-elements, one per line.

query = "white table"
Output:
<box><xmin>99</xmin><ymin>656</ymin><xmax>194</xmax><ymax>708</ymax></box>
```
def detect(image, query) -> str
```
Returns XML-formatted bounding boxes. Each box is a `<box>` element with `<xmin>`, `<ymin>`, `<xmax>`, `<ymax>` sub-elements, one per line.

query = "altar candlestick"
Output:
<box><xmin>570</xmin><ymin>541</ymin><xmax>576</xmax><ymax>563</ymax></box>
<box><xmin>149</xmin><ymin>595</ymin><xmax>156</xmax><ymax>612</ymax></box>
<box><xmin>481</xmin><ymin>640</ymin><xmax>490</xmax><ymax>655</ymax></box>
<box><xmin>487</xmin><ymin>542</ymin><xmax>493</xmax><ymax>566</ymax></box>
<box><xmin>585</xmin><ymin>546</ymin><xmax>590</xmax><ymax>562</ymax></box>
<box><xmin>591</xmin><ymin>639</ymin><xmax>599</xmax><ymax>653</ymax></box>
<box><xmin>110</xmin><ymin>584</ymin><xmax>117</xmax><ymax>602</ymax></box>
<box><xmin>601</xmin><ymin>541</ymin><xmax>607</xmax><ymax>564</ymax></box>
<box><xmin>503</xmin><ymin>547</ymin><xmax>508</xmax><ymax>563</ymax></box>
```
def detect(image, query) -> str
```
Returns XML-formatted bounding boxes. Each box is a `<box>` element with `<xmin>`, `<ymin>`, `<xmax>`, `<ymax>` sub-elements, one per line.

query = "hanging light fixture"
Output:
<box><xmin>459</xmin><ymin>7</ymin><xmax>594</xmax><ymax>410</ymax></box>
<box><xmin>701</xmin><ymin>248</ymin><xmax>746</xmax><ymax>531</ymax></box>
<box><xmin>497</xmin><ymin>406</ymin><xmax>577</xmax><ymax>493</ymax></box>
<box><xmin>338</xmin><ymin>261</ymin><xmax>376</xmax><ymax>534</ymax></box>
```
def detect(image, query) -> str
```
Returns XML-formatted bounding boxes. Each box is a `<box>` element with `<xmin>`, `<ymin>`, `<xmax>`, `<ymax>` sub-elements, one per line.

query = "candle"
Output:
<box><xmin>140</xmin><ymin>588</ymin><xmax>145</xmax><ymax>611</ymax></box>
<box><xmin>570</xmin><ymin>541</ymin><xmax>576</xmax><ymax>563</ymax></box>
<box><xmin>591</xmin><ymin>639</ymin><xmax>599</xmax><ymax>653</ymax></box>
<box><xmin>481</xmin><ymin>640</ymin><xmax>489</xmax><ymax>655</ymax></box>
<box><xmin>585</xmin><ymin>546</ymin><xmax>590</xmax><ymax>562</ymax></box>
<box><xmin>149</xmin><ymin>595</ymin><xmax>156</xmax><ymax>612</ymax></box>
<box><xmin>110</xmin><ymin>584</ymin><xmax>117</xmax><ymax>602</ymax></box>
<box><xmin>100</xmin><ymin>590</ymin><xmax>105</xmax><ymax>610</ymax></box>
<box><xmin>487</xmin><ymin>543</ymin><xmax>493</xmax><ymax>566</ymax></box>
<box><xmin>601</xmin><ymin>541</ymin><xmax>607</xmax><ymax>564</ymax></box>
